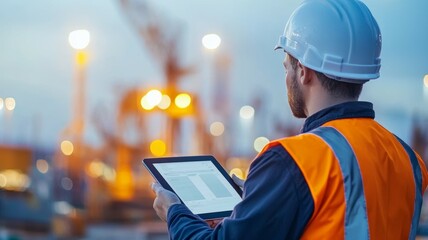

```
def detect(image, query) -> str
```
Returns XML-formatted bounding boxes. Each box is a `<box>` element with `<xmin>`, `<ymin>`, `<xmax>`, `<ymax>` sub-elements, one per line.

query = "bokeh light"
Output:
<box><xmin>158</xmin><ymin>94</ymin><xmax>171</xmax><ymax>109</ymax></box>
<box><xmin>76</xmin><ymin>51</ymin><xmax>88</xmax><ymax>66</ymax></box>
<box><xmin>0</xmin><ymin>170</ymin><xmax>30</xmax><ymax>191</ymax></box>
<box><xmin>254</xmin><ymin>136</ymin><xmax>269</xmax><ymax>153</ymax></box>
<box><xmin>210</xmin><ymin>121</ymin><xmax>225</xmax><ymax>136</ymax></box>
<box><xmin>175</xmin><ymin>93</ymin><xmax>192</xmax><ymax>109</ymax></box>
<box><xmin>36</xmin><ymin>159</ymin><xmax>49</xmax><ymax>174</ymax></box>
<box><xmin>86</xmin><ymin>160</ymin><xmax>116</xmax><ymax>181</ymax></box>
<box><xmin>0</xmin><ymin>174</ymin><xmax>6</xmax><ymax>188</ymax></box>
<box><xmin>61</xmin><ymin>177</ymin><xmax>73</xmax><ymax>190</ymax></box>
<box><xmin>202</xmin><ymin>34</ymin><xmax>221</xmax><ymax>50</ymax></box>
<box><xmin>54</xmin><ymin>201</ymin><xmax>72</xmax><ymax>215</ymax></box>
<box><xmin>240</xmin><ymin>105</ymin><xmax>255</xmax><ymax>119</ymax></box>
<box><xmin>150</xmin><ymin>139</ymin><xmax>166</xmax><ymax>156</ymax></box>
<box><xmin>102</xmin><ymin>167</ymin><xmax>116</xmax><ymax>182</ymax></box>
<box><xmin>5</xmin><ymin>97</ymin><xmax>15</xmax><ymax>111</ymax></box>
<box><xmin>60</xmin><ymin>140</ymin><xmax>74</xmax><ymax>156</ymax></box>
<box><xmin>69</xmin><ymin>29</ymin><xmax>90</xmax><ymax>50</ymax></box>
<box><xmin>88</xmin><ymin>161</ymin><xmax>104</xmax><ymax>178</ymax></box>
<box><xmin>141</xmin><ymin>89</ymin><xmax>162</xmax><ymax>110</ymax></box>
<box><xmin>0</xmin><ymin>98</ymin><xmax>3</xmax><ymax>110</ymax></box>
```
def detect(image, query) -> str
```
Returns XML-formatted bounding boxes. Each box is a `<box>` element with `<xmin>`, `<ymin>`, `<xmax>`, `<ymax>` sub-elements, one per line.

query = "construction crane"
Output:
<box><xmin>86</xmin><ymin>0</ymin><xmax>211</xmax><ymax>207</ymax></box>
<box><xmin>118</xmin><ymin>0</ymin><xmax>195</xmax><ymax>154</ymax></box>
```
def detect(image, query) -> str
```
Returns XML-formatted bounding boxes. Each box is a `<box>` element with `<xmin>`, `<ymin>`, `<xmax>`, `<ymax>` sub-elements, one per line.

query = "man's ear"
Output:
<box><xmin>298</xmin><ymin>61</ymin><xmax>313</xmax><ymax>85</ymax></box>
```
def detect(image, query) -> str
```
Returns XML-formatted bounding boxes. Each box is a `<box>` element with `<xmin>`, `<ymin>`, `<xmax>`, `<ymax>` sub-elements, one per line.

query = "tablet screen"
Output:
<box><xmin>153</xmin><ymin>161</ymin><xmax>242</xmax><ymax>215</ymax></box>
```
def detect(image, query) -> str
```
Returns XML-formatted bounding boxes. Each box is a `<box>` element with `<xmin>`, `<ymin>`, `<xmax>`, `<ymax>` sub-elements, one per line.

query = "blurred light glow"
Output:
<box><xmin>76</xmin><ymin>51</ymin><xmax>88</xmax><ymax>66</ymax></box>
<box><xmin>202</xmin><ymin>34</ymin><xmax>221</xmax><ymax>50</ymax></box>
<box><xmin>141</xmin><ymin>89</ymin><xmax>162</xmax><ymax>110</ymax></box>
<box><xmin>140</xmin><ymin>96</ymin><xmax>153</xmax><ymax>110</ymax></box>
<box><xmin>0</xmin><ymin>98</ymin><xmax>3</xmax><ymax>110</ymax></box>
<box><xmin>61</xmin><ymin>177</ymin><xmax>73</xmax><ymax>190</ymax></box>
<box><xmin>146</xmin><ymin>89</ymin><xmax>162</xmax><ymax>104</ymax></box>
<box><xmin>175</xmin><ymin>93</ymin><xmax>192</xmax><ymax>108</ymax></box>
<box><xmin>88</xmin><ymin>161</ymin><xmax>103</xmax><ymax>178</ymax></box>
<box><xmin>5</xmin><ymin>97</ymin><xmax>15</xmax><ymax>111</ymax></box>
<box><xmin>54</xmin><ymin>201</ymin><xmax>72</xmax><ymax>215</ymax></box>
<box><xmin>69</xmin><ymin>29</ymin><xmax>90</xmax><ymax>50</ymax></box>
<box><xmin>36</xmin><ymin>159</ymin><xmax>49</xmax><ymax>174</ymax></box>
<box><xmin>229</xmin><ymin>168</ymin><xmax>244</xmax><ymax>179</ymax></box>
<box><xmin>0</xmin><ymin>174</ymin><xmax>6</xmax><ymax>187</ymax></box>
<box><xmin>254</xmin><ymin>136</ymin><xmax>270</xmax><ymax>153</ymax></box>
<box><xmin>0</xmin><ymin>170</ymin><xmax>30</xmax><ymax>191</ymax></box>
<box><xmin>61</xmin><ymin>140</ymin><xmax>74</xmax><ymax>156</ymax></box>
<box><xmin>240</xmin><ymin>105</ymin><xmax>255</xmax><ymax>119</ymax></box>
<box><xmin>150</xmin><ymin>139</ymin><xmax>166</xmax><ymax>156</ymax></box>
<box><xmin>424</xmin><ymin>75</ymin><xmax>428</xmax><ymax>88</ymax></box>
<box><xmin>86</xmin><ymin>160</ymin><xmax>116</xmax><ymax>181</ymax></box>
<box><xmin>210</xmin><ymin>121</ymin><xmax>225</xmax><ymax>136</ymax></box>
<box><xmin>158</xmin><ymin>94</ymin><xmax>171</xmax><ymax>109</ymax></box>
<box><xmin>103</xmin><ymin>167</ymin><xmax>116</xmax><ymax>182</ymax></box>
<box><xmin>36</xmin><ymin>181</ymin><xmax>49</xmax><ymax>199</ymax></box>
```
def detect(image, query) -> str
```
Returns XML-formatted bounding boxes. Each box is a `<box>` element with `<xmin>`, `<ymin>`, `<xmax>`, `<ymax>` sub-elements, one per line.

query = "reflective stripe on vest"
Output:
<box><xmin>395</xmin><ymin>136</ymin><xmax>423</xmax><ymax>240</ymax></box>
<box><xmin>310</xmin><ymin>127</ymin><xmax>369</xmax><ymax>239</ymax></box>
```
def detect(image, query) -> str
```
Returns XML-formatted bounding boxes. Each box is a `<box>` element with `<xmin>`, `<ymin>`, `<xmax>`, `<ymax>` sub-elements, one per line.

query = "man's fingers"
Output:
<box><xmin>206</xmin><ymin>219</ymin><xmax>222</xmax><ymax>228</ymax></box>
<box><xmin>232</xmin><ymin>174</ymin><xmax>245</xmax><ymax>188</ymax></box>
<box><xmin>151</xmin><ymin>182</ymin><xmax>163</xmax><ymax>194</ymax></box>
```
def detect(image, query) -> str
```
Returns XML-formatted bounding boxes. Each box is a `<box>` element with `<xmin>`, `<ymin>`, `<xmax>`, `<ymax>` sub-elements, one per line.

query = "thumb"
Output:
<box><xmin>232</xmin><ymin>174</ymin><xmax>245</xmax><ymax>188</ymax></box>
<box><xmin>151</xmin><ymin>182</ymin><xmax>164</xmax><ymax>194</ymax></box>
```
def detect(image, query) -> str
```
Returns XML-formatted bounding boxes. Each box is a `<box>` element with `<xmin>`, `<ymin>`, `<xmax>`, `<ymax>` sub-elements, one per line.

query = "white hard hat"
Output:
<box><xmin>275</xmin><ymin>0</ymin><xmax>382</xmax><ymax>83</ymax></box>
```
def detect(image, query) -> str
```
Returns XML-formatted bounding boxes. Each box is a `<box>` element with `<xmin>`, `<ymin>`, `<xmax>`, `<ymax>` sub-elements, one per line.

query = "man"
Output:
<box><xmin>151</xmin><ymin>0</ymin><xmax>428</xmax><ymax>239</ymax></box>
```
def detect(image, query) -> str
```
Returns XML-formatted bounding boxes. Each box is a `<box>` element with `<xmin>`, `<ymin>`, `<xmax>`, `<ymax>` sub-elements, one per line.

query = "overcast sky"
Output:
<box><xmin>0</xmin><ymin>0</ymin><xmax>427</xmax><ymax>151</ymax></box>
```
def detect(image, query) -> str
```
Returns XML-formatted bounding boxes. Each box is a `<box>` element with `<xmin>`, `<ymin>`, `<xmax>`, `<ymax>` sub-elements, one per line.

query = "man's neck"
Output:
<box><xmin>306</xmin><ymin>96</ymin><xmax>358</xmax><ymax>117</ymax></box>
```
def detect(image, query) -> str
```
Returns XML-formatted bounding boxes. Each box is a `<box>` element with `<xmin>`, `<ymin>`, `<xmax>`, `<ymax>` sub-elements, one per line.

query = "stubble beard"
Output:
<box><xmin>288</xmin><ymin>74</ymin><xmax>307</xmax><ymax>118</ymax></box>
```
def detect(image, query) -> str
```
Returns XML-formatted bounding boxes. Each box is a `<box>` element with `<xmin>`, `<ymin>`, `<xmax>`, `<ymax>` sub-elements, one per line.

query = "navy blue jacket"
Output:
<box><xmin>166</xmin><ymin>101</ymin><xmax>375</xmax><ymax>240</ymax></box>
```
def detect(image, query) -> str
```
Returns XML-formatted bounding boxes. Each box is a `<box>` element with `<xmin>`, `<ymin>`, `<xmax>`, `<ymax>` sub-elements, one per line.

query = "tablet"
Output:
<box><xmin>143</xmin><ymin>155</ymin><xmax>243</xmax><ymax>220</ymax></box>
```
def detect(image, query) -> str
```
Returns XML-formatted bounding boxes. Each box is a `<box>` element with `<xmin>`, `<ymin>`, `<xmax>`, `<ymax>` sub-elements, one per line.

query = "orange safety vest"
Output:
<box><xmin>261</xmin><ymin>118</ymin><xmax>428</xmax><ymax>239</ymax></box>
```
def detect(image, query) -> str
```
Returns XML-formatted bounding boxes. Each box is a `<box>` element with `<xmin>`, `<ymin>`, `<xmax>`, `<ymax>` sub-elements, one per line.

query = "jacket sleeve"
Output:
<box><xmin>166</xmin><ymin>146</ymin><xmax>314</xmax><ymax>240</ymax></box>
<box><xmin>415</xmin><ymin>152</ymin><xmax>428</xmax><ymax>192</ymax></box>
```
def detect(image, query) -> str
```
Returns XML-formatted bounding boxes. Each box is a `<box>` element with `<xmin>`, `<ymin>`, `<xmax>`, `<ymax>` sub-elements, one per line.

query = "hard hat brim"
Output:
<box><xmin>274</xmin><ymin>35</ymin><xmax>380</xmax><ymax>82</ymax></box>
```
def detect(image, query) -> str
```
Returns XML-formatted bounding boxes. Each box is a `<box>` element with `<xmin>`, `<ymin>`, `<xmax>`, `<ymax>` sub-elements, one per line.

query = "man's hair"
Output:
<box><xmin>289</xmin><ymin>55</ymin><xmax>363</xmax><ymax>99</ymax></box>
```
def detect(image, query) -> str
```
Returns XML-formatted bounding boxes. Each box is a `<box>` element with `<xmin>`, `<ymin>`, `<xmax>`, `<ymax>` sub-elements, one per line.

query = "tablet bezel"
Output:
<box><xmin>143</xmin><ymin>155</ymin><xmax>243</xmax><ymax>220</ymax></box>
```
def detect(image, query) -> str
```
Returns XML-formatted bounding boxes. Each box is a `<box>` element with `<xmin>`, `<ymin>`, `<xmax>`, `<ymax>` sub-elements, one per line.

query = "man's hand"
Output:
<box><xmin>151</xmin><ymin>182</ymin><xmax>181</xmax><ymax>222</ymax></box>
<box><xmin>232</xmin><ymin>174</ymin><xmax>245</xmax><ymax>189</ymax></box>
<box><xmin>206</xmin><ymin>218</ymin><xmax>222</xmax><ymax>228</ymax></box>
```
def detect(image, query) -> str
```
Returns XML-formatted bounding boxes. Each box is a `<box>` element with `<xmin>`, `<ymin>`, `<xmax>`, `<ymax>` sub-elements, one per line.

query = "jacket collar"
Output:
<box><xmin>301</xmin><ymin>101</ymin><xmax>375</xmax><ymax>133</ymax></box>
